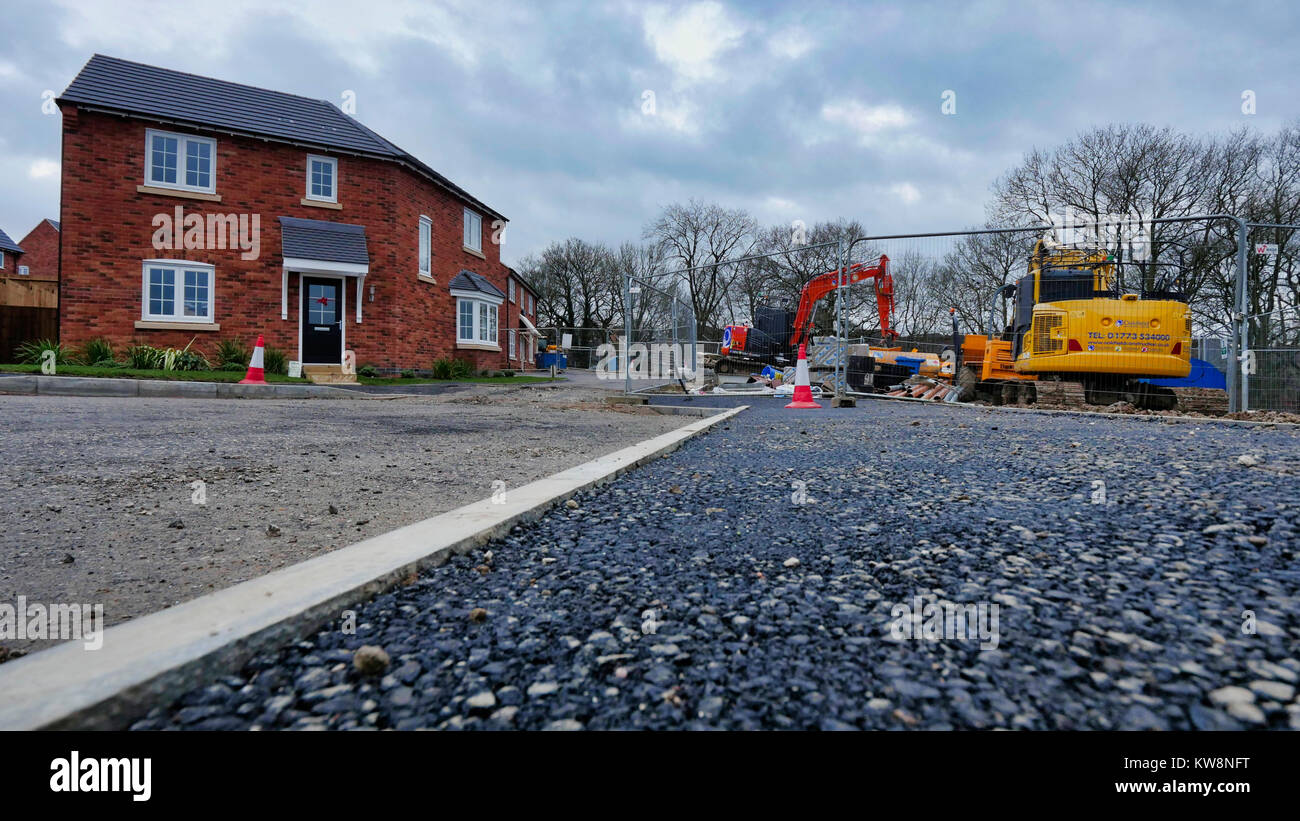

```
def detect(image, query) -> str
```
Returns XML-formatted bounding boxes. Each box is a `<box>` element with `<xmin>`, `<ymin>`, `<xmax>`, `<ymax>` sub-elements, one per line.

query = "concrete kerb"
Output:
<box><xmin>0</xmin><ymin>374</ymin><xmax>406</xmax><ymax>400</ymax></box>
<box><xmin>0</xmin><ymin>404</ymin><xmax>748</xmax><ymax>730</ymax></box>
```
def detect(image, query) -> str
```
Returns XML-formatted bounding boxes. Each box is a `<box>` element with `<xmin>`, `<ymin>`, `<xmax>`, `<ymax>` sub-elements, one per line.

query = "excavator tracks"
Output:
<box><xmin>1168</xmin><ymin>387</ymin><xmax>1230</xmax><ymax>415</ymax></box>
<box><xmin>972</xmin><ymin>376</ymin><xmax>1228</xmax><ymax>415</ymax></box>
<box><xmin>1029</xmin><ymin>379</ymin><xmax>1088</xmax><ymax>410</ymax></box>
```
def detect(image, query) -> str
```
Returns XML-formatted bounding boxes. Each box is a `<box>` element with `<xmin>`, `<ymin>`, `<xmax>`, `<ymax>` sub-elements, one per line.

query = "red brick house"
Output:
<box><xmin>15</xmin><ymin>219</ymin><xmax>60</xmax><ymax>282</ymax></box>
<box><xmin>0</xmin><ymin>223</ymin><xmax>59</xmax><ymax>361</ymax></box>
<box><xmin>0</xmin><ymin>228</ymin><xmax>23</xmax><ymax>278</ymax></box>
<box><xmin>504</xmin><ymin>267</ymin><xmax>541</xmax><ymax>370</ymax></box>
<box><xmin>56</xmin><ymin>54</ymin><xmax>527</xmax><ymax>374</ymax></box>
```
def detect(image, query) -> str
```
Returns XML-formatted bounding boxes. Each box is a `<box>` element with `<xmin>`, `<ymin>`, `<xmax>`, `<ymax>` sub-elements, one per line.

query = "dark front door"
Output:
<box><xmin>302</xmin><ymin>277</ymin><xmax>342</xmax><ymax>363</ymax></box>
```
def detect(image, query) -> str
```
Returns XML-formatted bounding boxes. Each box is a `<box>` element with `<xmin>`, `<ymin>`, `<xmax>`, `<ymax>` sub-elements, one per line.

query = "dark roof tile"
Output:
<box><xmin>279</xmin><ymin>216</ymin><xmax>369</xmax><ymax>266</ymax></box>
<box><xmin>449</xmin><ymin>269</ymin><xmax>505</xmax><ymax>299</ymax></box>
<box><xmin>60</xmin><ymin>55</ymin><xmax>505</xmax><ymax>221</ymax></box>
<box><xmin>0</xmin><ymin>228</ymin><xmax>22</xmax><ymax>254</ymax></box>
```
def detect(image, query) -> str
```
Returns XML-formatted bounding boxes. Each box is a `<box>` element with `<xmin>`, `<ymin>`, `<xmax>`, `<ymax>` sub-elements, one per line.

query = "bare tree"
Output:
<box><xmin>644</xmin><ymin>199</ymin><xmax>758</xmax><ymax>334</ymax></box>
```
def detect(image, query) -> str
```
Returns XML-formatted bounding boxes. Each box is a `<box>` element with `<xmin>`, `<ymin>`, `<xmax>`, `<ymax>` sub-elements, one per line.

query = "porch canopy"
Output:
<box><xmin>279</xmin><ymin>216</ymin><xmax>370</xmax><ymax>322</ymax></box>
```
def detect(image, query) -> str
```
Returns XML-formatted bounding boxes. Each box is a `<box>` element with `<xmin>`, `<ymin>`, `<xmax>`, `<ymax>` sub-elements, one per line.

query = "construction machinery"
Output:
<box><xmin>953</xmin><ymin>236</ymin><xmax>1228</xmax><ymax>413</ymax></box>
<box><xmin>712</xmin><ymin>255</ymin><xmax>900</xmax><ymax>375</ymax></box>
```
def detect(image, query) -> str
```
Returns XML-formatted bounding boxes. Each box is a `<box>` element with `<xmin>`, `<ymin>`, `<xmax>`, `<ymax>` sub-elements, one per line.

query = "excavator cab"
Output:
<box><xmin>1010</xmin><ymin>239</ymin><xmax>1192</xmax><ymax>381</ymax></box>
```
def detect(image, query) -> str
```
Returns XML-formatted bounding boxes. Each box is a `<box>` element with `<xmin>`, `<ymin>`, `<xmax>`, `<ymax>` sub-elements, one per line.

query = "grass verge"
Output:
<box><xmin>0</xmin><ymin>364</ymin><xmax>309</xmax><ymax>383</ymax></box>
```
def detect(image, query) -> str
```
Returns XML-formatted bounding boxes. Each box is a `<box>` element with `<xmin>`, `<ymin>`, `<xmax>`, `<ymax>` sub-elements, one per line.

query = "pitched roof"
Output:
<box><xmin>279</xmin><ymin>217</ymin><xmax>369</xmax><ymax>266</ymax></box>
<box><xmin>0</xmin><ymin>228</ymin><xmax>23</xmax><ymax>254</ymax></box>
<box><xmin>450</xmin><ymin>269</ymin><xmax>505</xmax><ymax>299</ymax></box>
<box><xmin>59</xmin><ymin>55</ymin><xmax>505</xmax><ymax>222</ymax></box>
<box><xmin>506</xmin><ymin>266</ymin><xmax>537</xmax><ymax>296</ymax></box>
<box><xmin>46</xmin><ymin>219</ymin><xmax>60</xmax><ymax>232</ymax></box>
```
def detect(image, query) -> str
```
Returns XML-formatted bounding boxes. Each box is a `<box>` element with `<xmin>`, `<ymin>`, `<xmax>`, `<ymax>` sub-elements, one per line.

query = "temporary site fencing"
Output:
<box><xmin>620</xmin><ymin>270</ymin><xmax>699</xmax><ymax>393</ymax></box>
<box><xmin>1241</xmin><ymin>222</ymin><xmax>1300</xmax><ymax>413</ymax></box>
<box><xmin>601</xmin><ymin>214</ymin><xmax>1298</xmax><ymax>412</ymax></box>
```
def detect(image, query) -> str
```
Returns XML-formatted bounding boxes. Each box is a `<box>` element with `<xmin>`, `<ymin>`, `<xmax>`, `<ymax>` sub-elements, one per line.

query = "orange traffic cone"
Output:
<box><xmin>238</xmin><ymin>335</ymin><xmax>268</xmax><ymax>385</ymax></box>
<box><xmin>784</xmin><ymin>343</ymin><xmax>821</xmax><ymax>409</ymax></box>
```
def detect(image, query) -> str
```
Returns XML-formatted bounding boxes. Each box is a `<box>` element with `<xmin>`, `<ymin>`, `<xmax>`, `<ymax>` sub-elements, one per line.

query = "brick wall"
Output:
<box><xmin>16</xmin><ymin>220</ymin><xmax>60</xmax><ymax>282</ymax></box>
<box><xmin>502</xmin><ymin>273</ymin><xmax>540</xmax><ymax>370</ymax></box>
<box><xmin>59</xmin><ymin>106</ymin><xmax>511</xmax><ymax>371</ymax></box>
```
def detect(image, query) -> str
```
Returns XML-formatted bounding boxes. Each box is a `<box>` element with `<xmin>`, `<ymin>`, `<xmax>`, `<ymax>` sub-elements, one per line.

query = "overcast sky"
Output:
<box><xmin>1</xmin><ymin>0</ymin><xmax>1295</xmax><ymax>261</ymax></box>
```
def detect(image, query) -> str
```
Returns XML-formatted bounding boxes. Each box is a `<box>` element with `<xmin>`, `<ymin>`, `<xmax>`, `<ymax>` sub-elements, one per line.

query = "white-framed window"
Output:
<box><xmin>18</xmin><ymin>265</ymin><xmax>30</xmax><ymax>276</ymax></box>
<box><xmin>145</xmin><ymin>128</ymin><xmax>216</xmax><ymax>194</ymax></box>
<box><xmin>418</xmin><ymin>215</ymin><xmax>432</xmax><ymax>277</ymax></box>
<box><xmin>509</xmin><ymin>328</ymin><xmax>517</xmax><ymax>358</ymax></box>
<box><xmin>0</xmin><ymin>251</ymin><xmax>5</xmax><ymax>269</ymax></box>
<box><xmin>306</xmin><ymin>155</ymin><xmax>338</xmax><ymax>202</ymax></box>
<box><xmin>455</xmin><ymin>295</ymin><xmax>499</xmax><ymax>344</ymax></box>
<box><xmin>508</xmin><ymin>278</ymin><xmax>516</xmax><ymax>303</ymax></box>
<box><xmin>142</xmin><ymin>260</ymin><xmax>215</xmax><ymax>323</ymax></box>
<box><xmin>463</xmin><ymin>208</ymin><xmax>482</xmax><ymax>252</ymax></box>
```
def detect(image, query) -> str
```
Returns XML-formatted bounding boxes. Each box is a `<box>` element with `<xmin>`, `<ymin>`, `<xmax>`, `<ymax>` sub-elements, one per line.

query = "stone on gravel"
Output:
<box><xmin>352</xmin><ymin>645</ymin><xmax>390</xmax><ymax>676</ymax></box>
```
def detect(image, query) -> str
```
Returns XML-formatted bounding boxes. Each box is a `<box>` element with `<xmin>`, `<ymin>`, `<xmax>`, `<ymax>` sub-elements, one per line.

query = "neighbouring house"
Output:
<box><xmin>0</xmin><ymin>222</ymin><xmax>59</xmax><ymax>362</ymax></box>
<box><xmin>56</xmin><ymin>54</ymin><xmax>526</xmax><ymax>376</ymax></box>
<box><xmin>504</xmin><ymin>266</ymin><xmax>541</xmax><ymax>370</ymax></box>
<box><xmin>0</xmin><ymin>228</ymin><xmax>23</xmax><ymax>278</ymax></box>
<box><xmin>16</xmin><ymin>219</ymin><xmax>60</xmax><ymax>282</ymax></box>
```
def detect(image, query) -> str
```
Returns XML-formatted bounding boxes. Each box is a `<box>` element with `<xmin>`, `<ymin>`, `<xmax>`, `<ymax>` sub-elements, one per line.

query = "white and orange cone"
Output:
<box><xmin>784</xmin><ymin>343</ymin><xmax>821</xmax><ymax>409</ymax></box>
<box><xmin>238</xmin><ymin>334</ymin><xmax>268</xmax><ymax>385</ymax></box>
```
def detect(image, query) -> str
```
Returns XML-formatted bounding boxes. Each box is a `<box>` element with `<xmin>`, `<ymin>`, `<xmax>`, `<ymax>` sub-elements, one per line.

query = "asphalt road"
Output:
<box><xmin>139</xmin><ymin>397</ymin><xmax>1300</xmax><ymax>730</ymax></box>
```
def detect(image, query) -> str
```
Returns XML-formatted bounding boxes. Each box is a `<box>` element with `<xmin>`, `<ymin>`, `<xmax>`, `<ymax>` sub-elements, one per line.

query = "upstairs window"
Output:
<box><xmin>142</xmin><ymin>260</ymin><xmax>214</xmax><ymax>323</ymax></box>
<box><xmin>508</xmin><ymin>278</ymin><xmax>516</xmax><ymax>303</ymax></box>
<box><xmin>145</xmin><ymin>129</ymin><xmax>216</xmax><ymax>194</ymax></box>
<box><xmin>306</xmin><ymin>155</ymin><xmax>338</xmax><ymax>202</ymax></box>
<box><xmin>418</xmin><ymin>216</ymin><xmax>432</xmax><ymax>278</ymax></box>
<box><xmin>0</xmin><ymin>251</ymin><xmax>5</xmax><ymax>269</ymax></box>
<box><xmin>463</xmin><ymin>208</ymin><xmax>482</xmax><ymax>252</ymax></box>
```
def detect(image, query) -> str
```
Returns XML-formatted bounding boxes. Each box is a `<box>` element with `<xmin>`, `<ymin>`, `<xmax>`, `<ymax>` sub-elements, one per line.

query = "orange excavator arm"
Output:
<box><xmin>789</xmin><ymin>255</ymin><xmax>895</xmax><ymax>348</ymax></box>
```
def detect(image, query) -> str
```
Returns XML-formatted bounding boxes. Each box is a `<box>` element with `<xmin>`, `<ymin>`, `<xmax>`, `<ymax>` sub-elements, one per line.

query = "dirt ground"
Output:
<box><xmin>0</xmin><ymin>383</ymin><xmax>687</xmax><ymax>658</ymax></box>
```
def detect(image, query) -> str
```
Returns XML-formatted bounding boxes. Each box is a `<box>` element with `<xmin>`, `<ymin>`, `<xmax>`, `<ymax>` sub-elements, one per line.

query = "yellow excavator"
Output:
<box><xmin>955</xmin><ymin>237</ymin><xmax>1226</xmax><ymax>413</ymax></box>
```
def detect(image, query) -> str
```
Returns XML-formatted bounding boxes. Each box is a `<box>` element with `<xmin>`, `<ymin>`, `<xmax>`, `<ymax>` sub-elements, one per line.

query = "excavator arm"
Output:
<box><xmin>789</xmin><ymin>255</ymin><xmax>895</xmax><ymax>348</ymax></box>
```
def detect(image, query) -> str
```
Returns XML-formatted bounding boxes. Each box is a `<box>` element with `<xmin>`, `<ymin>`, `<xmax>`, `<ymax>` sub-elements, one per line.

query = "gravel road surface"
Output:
<box><xmin>132</xmin><ymin>397</ymin><xmax>1300</xmax><ymax>729</ymax></box>
<box><xmin>0</xmin><ymin>387</ymin><xmax>685</xmax><ymax>656</ymax></box>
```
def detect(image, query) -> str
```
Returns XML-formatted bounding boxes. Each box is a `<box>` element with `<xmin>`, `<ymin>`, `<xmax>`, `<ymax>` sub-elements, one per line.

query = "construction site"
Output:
<box><xmin>614</xmin><ymin>214</ymin><xmax>1298</xmax><ymax>423</ymax></box>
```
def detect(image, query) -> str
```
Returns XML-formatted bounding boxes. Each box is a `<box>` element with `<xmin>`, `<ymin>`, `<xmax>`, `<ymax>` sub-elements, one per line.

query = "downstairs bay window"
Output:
<box><xmin>454</xmin><ymin>293</ymin><xmax>500</xmax><ymax>349</ymax></box>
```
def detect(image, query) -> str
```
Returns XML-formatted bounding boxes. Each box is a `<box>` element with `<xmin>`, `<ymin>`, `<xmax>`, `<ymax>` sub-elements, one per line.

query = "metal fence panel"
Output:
<box><xmin>1241</xmin><ymin>222</ymin><xmax>1300</xmax><ymax>413</ymax></box>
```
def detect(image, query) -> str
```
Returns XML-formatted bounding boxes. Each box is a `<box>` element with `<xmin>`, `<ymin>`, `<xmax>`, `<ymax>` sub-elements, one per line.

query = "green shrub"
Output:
<box><xmin>125</xmin><ymin>339</ymin><xmax>210</xmax><ymax>371</ymax></box>
<box><xmin>169</xmin><ymin>349</ymin><xmax>210</xmax><ymax>371</ymax></box>
<box><xmin>15</xmin><ymin>339</ymin><xmax>76</xmax><ymax>365</ymax></box>
<box><xmin>431</xmin><ymin>357</ymin><xmax>453</xmax><ymax>379</ymax></box>
<box><xmin>502</xmin><ymin>369</ymin><xmax>515</xmax><ymax>377</ymax></box>
<box><xmin>450</xmin><ymin>358</ymin><xmax>475</xmax><ymax>379</ymax></box>
<box><xmin>80</xmin><ymin>337</ymin><xmax>115</xmax><ymax>366</ymax></box>
<box><xmin>159</xmin><ymin>338</ymin><xmax>209</xmax><ymax>371</ymax></box>
<box><xmin>400</xmin><ymin>369</ymin><xmax>415</xmax><ymax>379</ymax></box>
<box><xmin>215</xmin><ymin>338</ymin><xmax>252</xmax><ymax>371</ymax></box>
<box><xmin>262</xmin><ymin>346</ymin><xmax>289</xmax><ymax>376</ymax></box>
<box><xmin>126</xmin><ymin>344</ymin><xmax>164</xmax><ymax>370</ymax></box>
<box><xmin>358</xmin><ymin>364</ymin><xmax>380</xmax><ymax>378</ymax></box>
